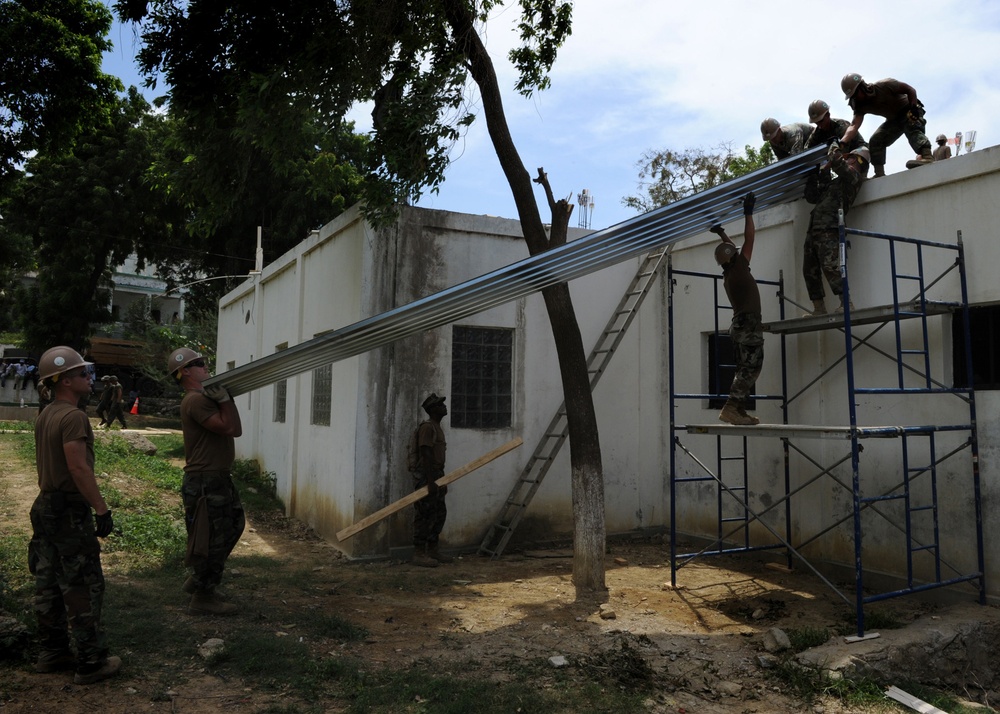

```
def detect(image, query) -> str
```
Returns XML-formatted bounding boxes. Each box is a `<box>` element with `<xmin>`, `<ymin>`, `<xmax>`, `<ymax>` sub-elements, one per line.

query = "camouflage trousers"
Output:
<box><xmin>729</xmin><ymin>312</ymin><xmax>764</xmax><ymax>402</ymax></box>
<box><xmin>869</xmin><ymin>111</ymin><xmax>931</xmax><ymax>167</ymax></box>
<box><xmin>181</xmin><ymin>471</ymin><xmax>245</xmax><ymax>591</ymax></box>
<box><xmin>412</xmin><ymin>471</ymin><xmax>447</xmax><ymax>547</ymax></box>
<box><xmin>803</xmin><ymin>177</ymin><xmax>859</xmax><ymax>300</ymax></box>
<box><xmin>803</xmin><ymin>227</ymin><xmax>843</xmax><ymax>301</ymax></box>
<box><xmin>28</xmin><ymin>492</ymin><xmax>108</xmax><ymax>665</ymax></box>
<box><xmin>106</xmin><ymin>402</ymin><xmax>127</xmax><ymax>427</ymax></box>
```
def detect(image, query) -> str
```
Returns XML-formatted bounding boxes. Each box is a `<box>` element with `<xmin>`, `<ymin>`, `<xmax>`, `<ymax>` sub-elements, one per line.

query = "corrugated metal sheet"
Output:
<box><xmin>208</xmin><ymin>145</ymin><xmax>826</xmax><ymax>396</ymax></box>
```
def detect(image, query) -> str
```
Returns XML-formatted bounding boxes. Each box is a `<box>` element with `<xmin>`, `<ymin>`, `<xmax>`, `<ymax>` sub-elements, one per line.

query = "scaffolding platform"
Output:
<box><xmin>683</xmin><ymin>423</ymin><xmax>969</xmax><ymax>440</ymax></box>
<box><xmin>762</xmin><ymin>300</ymin><xmax>959</xmax><ymax>334</ymax></box>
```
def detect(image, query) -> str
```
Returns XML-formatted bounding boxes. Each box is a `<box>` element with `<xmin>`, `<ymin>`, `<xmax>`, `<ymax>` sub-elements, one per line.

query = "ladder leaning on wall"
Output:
<box><xmin>477</xmin><ymin>245</ymin><xmax>670</xmax><ymax>558</ymax></box>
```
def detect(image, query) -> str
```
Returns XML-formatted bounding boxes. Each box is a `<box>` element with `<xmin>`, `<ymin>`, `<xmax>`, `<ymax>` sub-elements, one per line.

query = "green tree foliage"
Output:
<box><xmin>117</xmin><ymin>0</ymin><xmax>612</xmax><ymax>593</ymax></box>
<box><xmin>0</xmin><ymin>0</ymin><xmax>121</xmax><ymax>182</ymax></box>
<box><xmin>112</xmin><ymin>0</ymin><xmax>368</xmax><ymax>288</ymax></box>
<box><xmin>3</xmin><ymin>89</ymin><xmax>185</xmax><ymax>353</ymax></box>
<box><xmin>623</xmin><ymin>142</ymin><xmax>775</xmax><ymax>213</ymax></box>
<box><xmin>142</xmin><ymin>111</ymin><xmax>369</xmax><ymax>293</ymax></box>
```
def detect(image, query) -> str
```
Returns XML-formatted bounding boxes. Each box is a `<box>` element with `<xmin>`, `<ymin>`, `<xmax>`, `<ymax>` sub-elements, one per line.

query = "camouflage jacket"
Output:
<box><xmin>772</xmin><ymin>122</ymin><xmax>814</xmax><ymax>159</ymax></box>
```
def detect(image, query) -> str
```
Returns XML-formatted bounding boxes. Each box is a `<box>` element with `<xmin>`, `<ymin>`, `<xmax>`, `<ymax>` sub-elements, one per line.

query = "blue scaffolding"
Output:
<box><xmin>668</xmin><ymin>213</ymin><xmax>984</xmax><ymax>639</ymax></box>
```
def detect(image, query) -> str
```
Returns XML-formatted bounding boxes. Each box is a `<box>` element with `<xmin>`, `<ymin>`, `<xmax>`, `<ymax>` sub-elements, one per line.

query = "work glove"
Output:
<box><xmin>709</xmin><ymin>225</ymin><xmax>725</xmax><ymax>236</ymax></box>
<box><xmin>95</xmin><ymin>510</ymin><xmax>114</xmax><ymax>538</ymax></box>
<box><xmin>742</xmin><ymin>191</ymin><xmax>756</xmax><ymax>216</ymax></box>
<box><xmin>203</xmin><ymin>384</ymin><xmax>232</xmax><ymax>403</ymax></box>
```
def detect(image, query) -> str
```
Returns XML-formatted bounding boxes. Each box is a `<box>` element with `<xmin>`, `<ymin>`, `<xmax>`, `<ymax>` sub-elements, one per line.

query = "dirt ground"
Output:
<box><xmin>0</xmin><ymin>424</ymin><xmax>963</xmax><ymax>713</ymax></box>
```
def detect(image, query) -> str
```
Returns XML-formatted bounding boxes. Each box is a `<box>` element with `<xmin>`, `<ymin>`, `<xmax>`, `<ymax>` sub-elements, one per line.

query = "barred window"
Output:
<box><xmin>953</xmin><ymin>304</ymin><xmax>1000</xmax><ymax>389</ymax></box>
<box><xmin>311</xmin><ymin>364</ymin><xmax>332</xmax><ymax>426</ymax></box>
<box><xmin>273</xmin><ymin>343</ymin><xmax>288</xmax><ymax>423</ymax></box>
<box><xmin>450</xmin><ymin>326</ymin><xmax>513</xmax><ymax>429</ymax></box>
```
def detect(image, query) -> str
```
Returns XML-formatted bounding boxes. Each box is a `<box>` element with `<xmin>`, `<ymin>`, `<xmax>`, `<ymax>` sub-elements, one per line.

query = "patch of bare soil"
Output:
<box><xmin>0</xmin><ymin>425</ymin><xmax>959</xmax><ymax>713</ymax></box>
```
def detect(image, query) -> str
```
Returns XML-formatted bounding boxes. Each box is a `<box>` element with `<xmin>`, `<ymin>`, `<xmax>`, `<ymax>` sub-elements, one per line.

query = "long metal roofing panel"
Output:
<box><xmin>208</xmin><ymin>145</ymin><xmax>827</xmax><ymax>396</ymax></box>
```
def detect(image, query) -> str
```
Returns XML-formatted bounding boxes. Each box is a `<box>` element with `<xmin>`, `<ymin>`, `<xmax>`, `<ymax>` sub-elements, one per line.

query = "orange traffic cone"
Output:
<box><xmin>130</xmin><ymin>396</ymin><xmax>139</xmax><ymax>415</ymax></box>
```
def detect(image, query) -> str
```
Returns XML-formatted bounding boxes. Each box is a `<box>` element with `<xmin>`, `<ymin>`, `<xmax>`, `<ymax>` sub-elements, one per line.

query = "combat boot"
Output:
<box><xmin>835</xmin><ymin>297</ymin><xmax>856</xmax><ymax>313</ymax></box>
<box><xmin>427</xmin><ymin>545</ymin><xmax>454</xmax><ymax>564</ymax></box>
<box><xmin>188</xmin><ymin>590</ymin><xmax>238</xmax><ymax>616</ymax></box>
<box><xmin>735</xmin><ymin>402</ymin><xmax>760</xmax><ymax>426</ymax></box>
<box><xmin>719</xmin><ymin>399</ymin><xmax>758</xmax><ymax>426</ymax></box>
<box><xmin>74</xmin><ymin>656</ymin><xmax>122</xmax><ymax>685</ymax></box>
<box><xmin>411</xmin><ymin>544</ymin><xmax>439</xmax><ymax>568</ymax></box>
<box><xmin>803</xmin><ymin>299</ymin><xmax>828</xmax><ymax>317</ymax></box>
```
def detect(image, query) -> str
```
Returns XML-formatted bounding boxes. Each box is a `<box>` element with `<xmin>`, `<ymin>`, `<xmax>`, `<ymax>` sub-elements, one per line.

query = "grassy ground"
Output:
<box><xmin>0</xmin><ymin>429</ymin><xmax>659</xmax><ymax>713</ymax></box>
<box><xmin>0</xmin><ymin>424</ymin><xmax>993</xmax><ymax>713</ymax></box>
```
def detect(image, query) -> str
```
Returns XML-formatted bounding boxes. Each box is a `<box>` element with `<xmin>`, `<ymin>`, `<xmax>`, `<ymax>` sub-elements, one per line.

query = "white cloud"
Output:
<box><xmin>420</xmin><ymin>0</ymin><xmax>1000</xmax><ymax>227</ymax></box>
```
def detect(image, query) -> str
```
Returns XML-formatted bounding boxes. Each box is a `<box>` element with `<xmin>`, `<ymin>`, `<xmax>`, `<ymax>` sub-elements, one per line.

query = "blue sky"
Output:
<box><xmin>102</xmin><ymin>0</ymin><xmax>1000</xmax><ymax>231</ymax></box>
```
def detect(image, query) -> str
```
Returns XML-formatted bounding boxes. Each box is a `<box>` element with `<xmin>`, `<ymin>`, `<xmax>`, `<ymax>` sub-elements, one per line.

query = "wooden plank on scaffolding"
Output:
<box><xmin>336</xmin><ymin>438</ymin><xmax>523</xmax><ymax>542</ymax></box>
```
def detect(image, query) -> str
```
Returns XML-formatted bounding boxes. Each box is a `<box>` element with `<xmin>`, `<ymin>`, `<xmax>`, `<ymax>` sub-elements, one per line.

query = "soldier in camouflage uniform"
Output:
<box><xmin>760</xmin><ymin>118</ymin><xmax>813</xmax><ymax>160</ymax></box>
<box><xmin>839</xmin><ymin>73</ymin><xmax>933</xmax><ymax>178</ymax></box>
<box><xmin>710</xmin><ymin>193</ymin><xmax>763</xmax><ymax>426</ymax></box>
<box><xmin>30</xmin><ymin>346</ymin><xmax>120</xmax><ymax>685</ymax></box>
<box><xmin>411</xmin><ymin>394</ymin><xmax>452</xmax><ymax>567</ymax></box>
<box><xmin>805</xmin><ymin>100</ymin><xmax>867</xmax><ymax>151</ymax></box>
<box><xmin>169</xmin><ymin>347</ymin><xmax>244</xmax><ymax>616</ymax></box>
<box><xmin>802</xmin><ymin>144</ymin><xmax>872</xmax><ymax>315</ymax></box>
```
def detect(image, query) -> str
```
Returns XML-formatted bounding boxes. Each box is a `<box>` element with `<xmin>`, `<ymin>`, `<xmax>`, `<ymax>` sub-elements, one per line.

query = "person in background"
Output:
<box><xmin>104</xmin><ymin>375</ymin><xmax>127</xmax><ymax>429</ymax></box>
<box><xmin>932</xmin><ymin>134</ymin><xmax>952</xmax><ymax>161</ymax></box>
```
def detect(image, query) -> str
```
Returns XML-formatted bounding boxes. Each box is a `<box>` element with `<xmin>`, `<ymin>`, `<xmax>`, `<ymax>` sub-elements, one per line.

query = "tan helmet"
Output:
<box><xmin>841</xmin><ymin>73</ymin><xmax>864</xmax><ymax>100</ymax></box>
<box><xmin>167</xmin><ymin>347</ymin><xmax>203</xmax><ymax>377</ymax></box>
<box><xmin>38</xmin><ymin>346</ymin><xmax>91</xmax><ymax>381</ymax></box>
<box><xmin>807</xmin><ymin>99</ymin><xmax>830</xmax><ymax>123</ymax></box>
<box><xmin>714</xmin><ymin>243</ymin><xmax>738</xmax><ymax>265</ymax></box>
<box><xmin>936</xmin><ymin>134</ymin><xmax>947</xmax><ymax>143</ymax></box>
<box><xmin>760</xmin><ymin>117</ymin><xmax>780</xmax><ymax>141</ymax></box>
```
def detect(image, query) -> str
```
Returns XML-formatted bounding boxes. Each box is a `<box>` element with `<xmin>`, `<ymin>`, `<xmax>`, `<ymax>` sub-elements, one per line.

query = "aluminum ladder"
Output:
<box><xmin>477</xmin><ymin>246</ymin><xmax>670</xmax><ymax>558</ymax></box>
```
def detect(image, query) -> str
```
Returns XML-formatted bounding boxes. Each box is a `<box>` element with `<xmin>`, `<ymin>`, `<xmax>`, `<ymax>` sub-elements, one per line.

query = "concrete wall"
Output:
<box><xmin>217</xmin><ymin>145</ymin><xmax>999</xmax><ymax>599</ymax></box>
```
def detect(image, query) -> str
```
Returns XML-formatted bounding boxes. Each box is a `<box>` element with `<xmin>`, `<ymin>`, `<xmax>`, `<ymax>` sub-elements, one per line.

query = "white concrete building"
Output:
<box><xmin>109</xmin><ymin>254</ymin><xmax>186</xmax><ymax>325</ymax></box>
<box><xmin>217</xmin><ymin>145</ymin><xmax>1000</xmax><ymax>603</ymax></box>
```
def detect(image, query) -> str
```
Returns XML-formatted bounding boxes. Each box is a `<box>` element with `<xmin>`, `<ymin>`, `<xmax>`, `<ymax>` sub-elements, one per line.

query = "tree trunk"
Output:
<box><xmin>443</xmin><ymin>0</ymin><xmax>606</xmax><ymax>595</ymax></box>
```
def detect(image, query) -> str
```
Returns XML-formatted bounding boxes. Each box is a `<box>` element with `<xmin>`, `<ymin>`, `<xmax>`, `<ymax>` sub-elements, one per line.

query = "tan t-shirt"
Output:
<box><xmin>180</xmin><ymin>391</ymin><xmax>235</xmax><ymax>472</ymax></box>
<box><xmin>35</xmin><ymin>400</ymin><xmax>94</xmax><ymax>492</ymax></box>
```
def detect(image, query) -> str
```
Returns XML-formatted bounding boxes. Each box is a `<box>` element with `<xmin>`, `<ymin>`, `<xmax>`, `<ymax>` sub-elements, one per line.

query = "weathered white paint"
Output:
<box><xmin>217</xmin><ymin>145</ymin><xmax>999</xmax><ymax>601</ymax></box>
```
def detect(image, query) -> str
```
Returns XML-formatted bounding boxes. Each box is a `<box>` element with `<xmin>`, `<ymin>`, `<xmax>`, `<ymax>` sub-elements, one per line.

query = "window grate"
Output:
<box><xmin>451</xmin><ymin>326</ymin><xmax>513</xmax><ymax>429</ymax></box>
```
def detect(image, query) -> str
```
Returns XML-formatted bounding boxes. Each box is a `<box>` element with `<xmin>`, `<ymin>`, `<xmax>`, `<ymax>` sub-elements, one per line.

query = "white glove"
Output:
<box><xmin>203</xmin><ymin>384</ymin><xmax>231</xmax><ymax>403</ymax></box>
